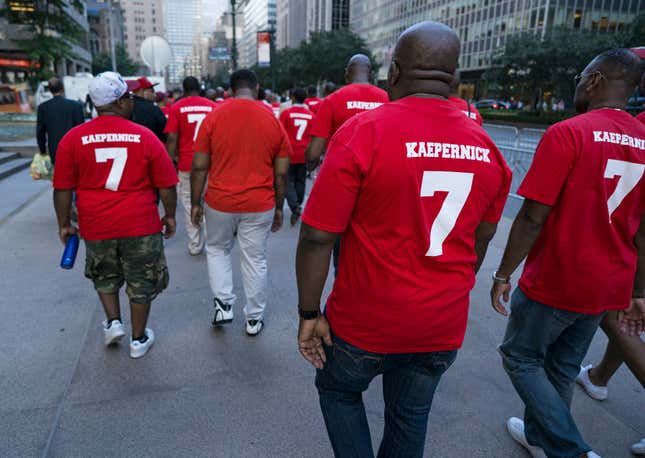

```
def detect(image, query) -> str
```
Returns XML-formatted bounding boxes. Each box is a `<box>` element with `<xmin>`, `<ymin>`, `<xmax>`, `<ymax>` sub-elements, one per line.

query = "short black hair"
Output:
<box><xmin>48</xmin><ymin>76</ymin><xmax>63</xmax><ymax>94</ymax></box>
<box><xmin>594</xmin><ymin>48</ymin><xmax>644</xmax><ymax>88</ymax></box>
<box><xmin>307</xmin><ymin>85</ymin><xmax>317</xmax><ymax>97</ymax></box>
<box><xmin>292</xmin><ymin>87</ymin><xmax>307</xmax><ymax>104</ymax></box>
<box><xmin>230</xmin><ymin>69</ymin><xmax>258</xmax><ymax>92</ymax></box>
<box><xmin>183</xmin><ymin>76</ymin><xmax>200</xmax><ymax>93</ymax></box>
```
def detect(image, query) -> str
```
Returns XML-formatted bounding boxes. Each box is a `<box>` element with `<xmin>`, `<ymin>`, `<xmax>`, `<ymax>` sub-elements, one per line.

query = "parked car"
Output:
<box><xmin>0</xmin><ymin>85</ymin><xmax>30</xmax><ymax>113</ymax></box>
<box><xmin>474</xmin><ymin>99</ymin><xmax>504</xmax><ymax>110</ymax></box>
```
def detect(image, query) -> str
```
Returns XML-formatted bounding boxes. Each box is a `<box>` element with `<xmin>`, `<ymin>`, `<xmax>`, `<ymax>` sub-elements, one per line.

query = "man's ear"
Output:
<box><xmin>587</xmin><ymin>72</ymin><xmax>604</xmax><ymax>94</ymax></box>
<box><xmin>388</xmin><ymin>60</ymin><xmax>400</xmax><ymax>88</ymax></box>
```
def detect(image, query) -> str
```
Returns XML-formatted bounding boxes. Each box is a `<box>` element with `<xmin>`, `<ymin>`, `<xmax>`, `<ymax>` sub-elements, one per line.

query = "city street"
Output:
<box><xmin>1</xmin><ymin>183</ymin><xmax>643</xmax><ymax>458</ymax></box>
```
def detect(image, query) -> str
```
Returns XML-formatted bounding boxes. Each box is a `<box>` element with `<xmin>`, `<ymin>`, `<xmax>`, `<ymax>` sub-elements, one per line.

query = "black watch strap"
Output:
<box><xmin>298</xmin><ymin>308</ymin><xmax>320</xmax><ymax>320</ymax></box>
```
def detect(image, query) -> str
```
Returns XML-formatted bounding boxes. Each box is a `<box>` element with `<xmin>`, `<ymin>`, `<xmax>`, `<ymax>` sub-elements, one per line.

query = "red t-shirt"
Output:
<box><xmin>279</xmin><ymin>104</ymin><xmax>313</xmax><ymax>164</ymax></box>
<box><xmin>637</xmin><ymin>111</ymin><xmax>645</xmax><ymax>125</ymax></box>
<box><xmin>305</xmin><ymin>97</ymin><xmax>322</xmax><ymax>114</ymax></box>
<box><xmin>164</xmin><ymin>96</ymin><xmax>218</xmax><ymax>172</ymax></box>
<box><xmin>194</xmin><ymin>98</ymin><xmax>292</xmax><ymax>213</ymax></box>
<box><xmin>161</xmin><ymin>105</ymin><xmax>171</xmax><ymax>118</ymax></box>
<box><xmin>53</xmin><ymin>116</ymin><xmax>179</xmax><ymax>241</ymax></box>
<box><xmin>518</xmin><ymin>109</ymin><xmax>645</xmax><ymax>314</ymax></box>
<box><xmin>449</xmin><ymin>97</ymin><xmax>483</xmax><ymax>125</ymax></box>
<box><xmin>271</xmin><ymin>102</ymin><xmax>281</xmax><ymax>118</ymax></box>
<box><xmin>302</xmin><ymin>97</ymin><xmax>512</xmax><ymax>353</ymax></box>
<box><xmin>309</xmin><ymin>83</ymin><xmax>389</xmax><ymax>139</ymax></box>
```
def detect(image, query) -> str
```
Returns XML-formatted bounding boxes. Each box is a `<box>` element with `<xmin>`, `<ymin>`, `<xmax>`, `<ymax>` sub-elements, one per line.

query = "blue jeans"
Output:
<box><xmin>315</xmin><ymin>333</ymin><xmax>457</xmax><ymax>458</ymax></box>
<box><xmin>499</xmin><ymin>288</ymin><xmax>605</xmax><ymax>458</ymax></box>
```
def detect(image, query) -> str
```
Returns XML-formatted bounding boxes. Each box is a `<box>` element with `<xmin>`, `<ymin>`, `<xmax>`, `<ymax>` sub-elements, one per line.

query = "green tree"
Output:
<box><xmin>92</xmin><ymin>45</ymin><xmax>140</xmax><ymax>75</ymax></box>
<box><xmin>252</xmin><ymin>29</ymin><xmax>378</xmax><ymax>93</ymax></box>
<box><xmin>484</xmin><ymin>14</ymin><xmax>645</xmax><ymax>109</ymax></box>
<box><xmin>2</xmin><ymin>0</ymin><xmax>87</xmax><ymax>86</ymax></box>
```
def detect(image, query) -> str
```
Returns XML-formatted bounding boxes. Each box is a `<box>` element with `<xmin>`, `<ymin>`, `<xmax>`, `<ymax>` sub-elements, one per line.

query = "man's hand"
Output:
<box><xmin>298</xmin><ymin>315</ymin><xmax>332</xmax><ymax>369</ymax></box>
<box><xmin>490</xmin><ymin>282</ymin><xmax>511</xmax><ymax>316</ymax></box>
<box><xmin>271</xmin><ymin>208</ymin><xmax>283</xmax><ymax>233</ymax></box>
<box><xmin>161</xmin><ymin>216</ymin><xmax>176</xmax><ymax>239</ymax></box>
<box><xmin>191</xmin><ymin>204</ymin><xmax>203</xmax><ymax>229</ymax></box>
<box><xmin>618</xmin><ymin>297</ymin><xmax>645</xmax><ymax>336</ymax></box>
<box><xmin>58</xmin><ymin>225</ymin><xmax>78</xmax><ymax>245</ymax></box>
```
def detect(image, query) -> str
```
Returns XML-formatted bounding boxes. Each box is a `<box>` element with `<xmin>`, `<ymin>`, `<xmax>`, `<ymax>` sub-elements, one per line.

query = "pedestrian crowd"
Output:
<box><xmin>42</xmin><ymin>20</ymin><xmax>645</xmax><ymax>458</ymax></box>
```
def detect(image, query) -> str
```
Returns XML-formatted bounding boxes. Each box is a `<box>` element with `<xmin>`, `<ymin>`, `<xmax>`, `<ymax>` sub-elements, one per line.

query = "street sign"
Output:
<box><xmin>209</xmin><ymin>47</ymin><xmax>230</xmax><ymax>61</ymax></box>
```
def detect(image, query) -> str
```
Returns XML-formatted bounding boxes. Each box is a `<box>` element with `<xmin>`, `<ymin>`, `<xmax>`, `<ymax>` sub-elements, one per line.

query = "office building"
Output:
<box><xmin>88</xmin><ymin>1</ymin><xmax>125</xmax><ymax>58</ymax></box>
<box><xmin>351</xmin><ymin>0</ymin><xmax>643</xmax><ymax>84</ymax></box>
<box><xmin>276</xmin><ymin>0</ymin><xmax>307</xmax><ymax>49</ymax></box>
<box><xmin>239</xmin><ymin>0</ymin><xmax>277</xmax><ymax>68</ymax></box>
<box><xmin>307</xmin><ymin>0</ymin><xmax>350</xmax><ymax>36</ymax></box>
<box><xmin>120</xmin><ymin>0</ymin><xmax>165</xmax><ymax>65</ymax></box>
<box><xmin>0</xmin><ymin>0</ymin><xmax>92</xmax><ymax>82</ymax></box>
<box><xmin>165</xmin><ymin>0</ymin><xmax>205</xmax><ymax>82</ymax></box>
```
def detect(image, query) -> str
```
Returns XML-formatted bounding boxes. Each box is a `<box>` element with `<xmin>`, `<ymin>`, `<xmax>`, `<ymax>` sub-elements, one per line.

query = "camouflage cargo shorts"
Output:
<box><xmin>84</xmin><ymin>233</ymin><xmax>169</xmax><ymax>304</ymax></box>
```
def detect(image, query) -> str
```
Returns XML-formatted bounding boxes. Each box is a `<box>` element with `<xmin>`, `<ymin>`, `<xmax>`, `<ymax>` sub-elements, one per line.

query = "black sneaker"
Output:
<box><xmin>212</xmin><ymin>298</ymin><xmax>233</xmax><ymax>326</ymax></box>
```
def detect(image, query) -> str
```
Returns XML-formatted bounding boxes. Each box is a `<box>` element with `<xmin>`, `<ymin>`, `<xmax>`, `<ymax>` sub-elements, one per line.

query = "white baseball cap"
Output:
<box><xmin>88</xmin><ymin>71</ymin><xmax>128</xmax><ymax>107</ymax></box>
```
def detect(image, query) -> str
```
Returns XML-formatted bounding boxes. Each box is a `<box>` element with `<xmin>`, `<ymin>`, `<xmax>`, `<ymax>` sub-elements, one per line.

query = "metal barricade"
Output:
<box><xmin>483</xmin><ymin>124</ymin><xmax>547</xmax><ymax>199</ymax></box>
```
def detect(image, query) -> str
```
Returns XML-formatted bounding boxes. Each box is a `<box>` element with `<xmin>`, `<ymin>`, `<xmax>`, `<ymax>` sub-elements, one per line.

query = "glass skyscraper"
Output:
<box><xmin>166</xmin><ymin>0</ymin><xmax>203</xmax><ymax>83</ymax></box>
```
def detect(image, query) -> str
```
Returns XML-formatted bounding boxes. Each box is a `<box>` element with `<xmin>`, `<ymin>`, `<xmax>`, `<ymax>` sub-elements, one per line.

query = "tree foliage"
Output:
<box><xmin>483</xmin><ymin>13</ymin><xmax>645</xmax><ymax>108</ymax></box>
<box><xmin>92</xmin><ymin>45</ymin><xmax>140</xmax><ymax>76</ymax></box>
<box><xmin>2</xmin><ymin>0</ymin><xmax>87</xmax><ymax>84</ymax></box>
<box><xmin>252</xmin><ymin>29</ymin><xmax>378</xmax><ymax>93</ymax></box>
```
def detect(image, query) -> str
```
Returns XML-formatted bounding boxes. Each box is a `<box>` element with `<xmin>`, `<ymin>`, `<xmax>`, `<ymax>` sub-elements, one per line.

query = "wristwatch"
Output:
<box><xmin>298</xmin><ymin>306</ymin><xmax>320</xmax><ymax>320</ymax></box>
<box><xmin>492</xmin><ymin>271</ymin><xmax>510</xmax><ymax>284</ymax></box>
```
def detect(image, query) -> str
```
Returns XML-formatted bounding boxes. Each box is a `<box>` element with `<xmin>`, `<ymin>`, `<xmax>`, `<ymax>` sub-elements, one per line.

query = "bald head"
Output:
<box><xmin>387</xmin><ymin>21</ymin><xmax>460</xmax><ymax>101</ymax></box>
<box><xmin>574</xmin><ymin>48</ymin><xmax>645</xmax><ymax>113</ymax></box>
<box><xmin>345</xmin><ymin>54</ymin><xmax>372</xmax><ymax>84</ymax></box>
<box><xmin>48</xmin><ymin>76</ymin><xmax>64</xmax><ymax>95</ymax></box>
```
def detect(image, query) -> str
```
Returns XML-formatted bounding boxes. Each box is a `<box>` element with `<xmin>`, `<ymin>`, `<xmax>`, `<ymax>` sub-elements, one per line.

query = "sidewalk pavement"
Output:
<box><xmin>0</xmin><ymin>190</ymin><xmax>643</xmax><ymax>458</ymax></box>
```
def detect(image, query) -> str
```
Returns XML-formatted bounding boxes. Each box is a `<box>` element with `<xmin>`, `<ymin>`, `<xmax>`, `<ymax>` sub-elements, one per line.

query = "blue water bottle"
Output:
<box><xmin>60</xmin><ymin>234</ymin><xmax>79</xmax><ymax>270</ymax></box>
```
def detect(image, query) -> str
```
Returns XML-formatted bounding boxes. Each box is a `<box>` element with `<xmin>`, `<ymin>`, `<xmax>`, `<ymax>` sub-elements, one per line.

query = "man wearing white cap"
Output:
<box><xmin>53</xmin><ymin>72</ymin><xmax>179</xmax><ymax>359</ymax></box>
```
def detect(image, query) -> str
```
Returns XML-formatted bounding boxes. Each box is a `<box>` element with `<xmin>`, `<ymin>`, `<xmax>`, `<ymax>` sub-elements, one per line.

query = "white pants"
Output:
<box><xmin>178</xmin><ymin>171</ymin><xmax>205</xmax><ymax>254</ymax></box>
<box><xmin>204</xmin><ymin>205</ymin><xmax>273</xmax><ymax>320</ymax></box>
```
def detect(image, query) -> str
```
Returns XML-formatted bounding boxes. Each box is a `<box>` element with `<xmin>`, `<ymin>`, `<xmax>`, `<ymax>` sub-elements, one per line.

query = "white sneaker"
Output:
<box><xmin>576</xmin><ymin>365</ymin><xmax>608</xmax><ymax>401</ymax></box>
<box><xmin>586</xmin><ymin>452</ymin><xmax>602</xmax><ymax>458</ymax></box>
<box><xmin>246</xmin><ymin>319</ymin><xmax>264</xmax><ymax>336</ymax></box>
<box><xmin>103</xmin><ymin>319</ymin><xmax>125</xmax><ymax>346</ymax></box>
<box><xmin>129</xmin><ymin>328</ymin><xmax>155</xmax><ymax>359</ymax></box>
<box><xmin>212</xmin><ymin>298</ymin><xmax>233</xmax><ymax>325</ymax></box>
<box><xmin>506</xmin><ymin>417</ymin><xmax>547</xmax><ymax>458</ymax></box>
<box><xmin>632</xmin><ymin>439</ymin><xmax>645</xmax><ymax>455</ymax></box>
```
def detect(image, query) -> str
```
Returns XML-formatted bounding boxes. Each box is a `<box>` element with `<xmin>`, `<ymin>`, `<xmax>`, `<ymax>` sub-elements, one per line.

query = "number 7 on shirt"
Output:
<box><xmin>421</xmin><ymin>171</ymin><xmax>474</xmax><ymax>257</ymax></box>
<box><xmin>188</xmin><ymin>113</ymin><xmax>207</xmax><ymax>141</ymax></box>
<box><xmin>294</xmin><ymin>119</ymin><xmax>308</xmax><ymax>141</ymax></box>
<box><xmin>95</xmin><ymin>147</ymin><xmax>128</xmax><ymax>191</ymax></box>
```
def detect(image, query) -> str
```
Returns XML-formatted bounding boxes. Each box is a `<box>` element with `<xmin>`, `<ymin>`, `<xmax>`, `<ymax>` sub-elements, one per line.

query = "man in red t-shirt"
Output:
<box><xmin>165</xmin><ymin>76</ymin><xmax>217</xmax><ymax>255</ymax></box>
<box><xmin>295</xmin><ymin>23</ymin><xmax>511</xmax><ymax>457</ymax></box>
<box><xmin>305</xmin><ymin>53</ymin><xmax>389</xmax><ymax>274</ymax></box>
<box><xmin>305</xmin><ymin>54</ymin><xmax>389</xmax><ymax>170</ymax></box>
<box><xmin>279</xmin><ymin>87</ymin><xmax>313</xmax><ymax>225</ymax></box>
<box><xmin>53</xmin><ymin>72</ymin><xmax>178</xmax><ymax>359</ymax></box>
<box><xmin>490</xmin><ymin>49</ymin><xmax>645</xmax><ymax>458</ymax></box>
<box><xmin>449</xmin><ymin>69</ymin><xmax>483</xmax><ymax>125</ymax></box>
<box><xmin>191</xmin><ymin>69</ymin><xmax>290</xmax><ymax>336</ymax></box>
<box><xmin>304</xmin><ymin>85</ymin><xmax>322</xmax><ymax>114</ymax></box>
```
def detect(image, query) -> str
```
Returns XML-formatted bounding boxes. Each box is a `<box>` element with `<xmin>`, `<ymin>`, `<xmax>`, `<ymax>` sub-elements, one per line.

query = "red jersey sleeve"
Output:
<box><xmin>302</xmin><ymin>134</ymin><xmax>363</xmax><ymax>233</ymax></box>
<box><xmin>309</xmin><ymin>96</ymin><xmax>333</xmax><ymax>139</ymax></box>
<box><xmin>52</xmin><ymin>133</ymin><xmax>77</xmax><ymax>189</ymax></box>
<box><xmin>193</xmin><ymin>113</ymin><xmax>214</xmax><ymax>154</ymax></box>
<box><xmin>637</xmin><ymin>111</ymin><xmax>645</xmax><ymax>125</ymax></box>
<box><xmin>147</xmin><ymin>133</ymin><xmax>179</xmax><ymax>188</ymax></box>
<box><xmin>483</xmin><ymin>158</ymin><xmax>512</xmax><ymax>222</ymax></box>
<box><xmin>164</xmin><ymin>105</ymin><xmax>179</xmax><ymax>134</ymax></box>
<box><xmin>517</xmin><ymin>123</ymin><xmax>577</xmax><ymax>206</ymax></box>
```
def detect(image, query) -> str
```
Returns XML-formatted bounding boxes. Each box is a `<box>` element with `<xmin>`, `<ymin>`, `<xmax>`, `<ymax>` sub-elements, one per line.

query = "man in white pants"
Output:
<box><xmin>165</xmin><ymin>76</ymin><xmax>217</xmax><ymax>255</ymax></box>
<box><xmin>190</xmin><ymin>69</ymin><xmax>290</xmax><ymax>336</ymax></box>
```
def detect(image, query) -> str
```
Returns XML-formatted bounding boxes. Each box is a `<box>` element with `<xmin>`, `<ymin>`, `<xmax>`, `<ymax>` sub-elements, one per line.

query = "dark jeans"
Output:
<box><xmin>499</xmin><ymin>288</ymin><xmax>605</xmax><ymax>458</ymax></box>
<box><xmin>316</xmin><ymin>333</ymin><xmax>457</xmax><ymax>458</ymax></box>
<box><xmin>286</xmin><ymin>163</ymin><xmax>307</xmax><ymax>213</ymax></box>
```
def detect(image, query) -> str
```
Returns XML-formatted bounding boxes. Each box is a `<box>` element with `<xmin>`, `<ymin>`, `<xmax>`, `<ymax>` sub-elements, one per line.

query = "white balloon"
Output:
<box><xmin>140</xmin><ymin>36</ymin><xmax>172</xmax><ymax>72</ymax></box>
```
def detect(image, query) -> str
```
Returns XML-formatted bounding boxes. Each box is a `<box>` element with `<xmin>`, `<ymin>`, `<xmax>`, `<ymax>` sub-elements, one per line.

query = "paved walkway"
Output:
<box><xmin>0</xmin><ymin>189</ymin><xmax>643</xmax><ymax>457</ymax></box>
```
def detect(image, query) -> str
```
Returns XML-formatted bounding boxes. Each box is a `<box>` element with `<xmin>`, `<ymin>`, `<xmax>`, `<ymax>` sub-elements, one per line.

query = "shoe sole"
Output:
<box><xmin>246</xmin><ymin>323</ymin><xmax>263</xmax><ymax>336</ymax></box>
<box><xmin>575</xmin><ymin>378</ymin><xmax>607</xmax><ymax>401</ymax></box>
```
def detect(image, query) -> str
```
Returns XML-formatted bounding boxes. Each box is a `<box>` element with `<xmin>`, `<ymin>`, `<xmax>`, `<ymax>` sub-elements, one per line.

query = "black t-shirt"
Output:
<box><xmin>132</xmin><ymin>96</ymin><xmax>167</xmax><ymax>142</ymax></box>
